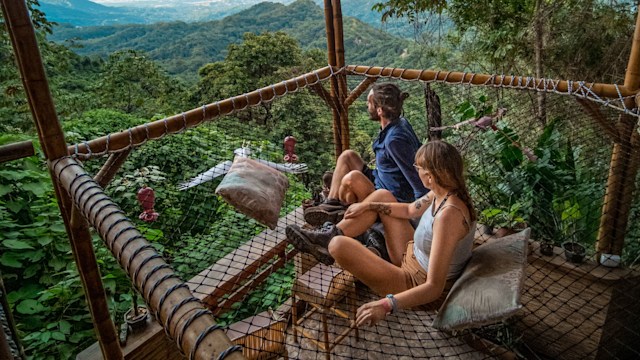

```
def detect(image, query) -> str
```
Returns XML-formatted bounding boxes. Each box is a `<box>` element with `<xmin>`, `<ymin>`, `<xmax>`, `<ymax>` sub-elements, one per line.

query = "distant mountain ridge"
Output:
<box><xmin>40</xmin><ymin>0</ymin><xmax>395</xmax><ymax>30</ymax></box>
<box><xmin>49</xmin><ymin>0</ymin><xmax>414</xmax><ymax>82</ymax></box>
<box><xmin>40</xmin><ymin>0</ymin><xmax>147</xmax><ymax>26</ymax></box>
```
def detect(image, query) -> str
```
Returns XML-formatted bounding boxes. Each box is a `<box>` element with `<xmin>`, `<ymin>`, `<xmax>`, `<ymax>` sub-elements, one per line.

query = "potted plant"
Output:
<box><xmin>561</xmin><ymin>242</ymin><xmax>586</xmax><ymax>264</ymax></box>
<box><xmin>480</xmin><ymin>203</ymin><xmax>526</xmax><ymax>238</ymax></box>
<box><xmin>125</xmin><ymin>290</ymin><xmax>149</xmax><ymax>334</ymax></box>
<box><xmin>539</xmin><ymin>241</ymin><xmax>554</xmax><ymax>256</ymax></box>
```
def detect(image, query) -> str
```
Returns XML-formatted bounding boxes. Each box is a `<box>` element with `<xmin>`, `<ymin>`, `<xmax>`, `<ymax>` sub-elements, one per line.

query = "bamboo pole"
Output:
<box><xmin>324</xmin><ymin>0</ymin><xmax>342</xmax><ymax>157</ymax></box>
<box><xmin>50</xmin><ymin>173</ymin><xmax>123</xmax><ymax>359</ymax></box>
<box><xmin>51</xmin><ymin>157</ymin><xmax>243</xmax><ymax>360</ymax></box>
<box><xmin>0</xmin><ymin>140</ymin><xmax>34</xmax><ymax>164</ymax></box>
<box><xmin>0</xmin><ymin>321</ymin><xmax>14</xmax><ymax>360</ymax></box>
<box><xmin>68</xmin><ymin>66</ymin><xmax>334</xmax><ymax>160</ymax></box>
<box><xmin>1</xmin><ymin>1</ymin><xmax>123</xmax><ymax>358</ymax></box>
<box><xmin>308</xmin><ymin>83</ymin><xmax>340</xmax><ymax>113</ymax></box>
<box><xmin>345</xmin><ymin>65</ymin><xmax>637</xmax><ymax>98</ymax></box>
<box><xmin>70</xmin><ymin>207</ymin><xmax>124</xmax><ymax>359</ymax></box>
<box><xmin>1</xmin><ymin>272</ymin><xmax>22</xmax><ymax>360</ymax></box>
<box><xmin>345</xmin><ymin>77</ymin><xmax>377</xmax><ymax>108</ymax></box>
<box><xmin>576</xmin><ymin>99</ymin><xmax>619</xmax><ymax>142</ymax></box>
<box><xmin>596</xmin><ymin>10</ymin><xmax>640</xmax><ymax>257</ymax></box>
<box><xmin>332</xmin><ymin>0</ymin><xmax>350</xmax><ymax>151</ymax></box>
<box><xmin>94</xmin><ymin>149</ymin><xmax>132</xmax><ymax>188</ymax></box>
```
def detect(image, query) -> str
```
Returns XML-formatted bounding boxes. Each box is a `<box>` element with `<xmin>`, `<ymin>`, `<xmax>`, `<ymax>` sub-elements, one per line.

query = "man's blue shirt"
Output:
<box><xmin>372</xmin><ymin>117</ymin><xmax>428</xmax><ymax>203</ymax></box>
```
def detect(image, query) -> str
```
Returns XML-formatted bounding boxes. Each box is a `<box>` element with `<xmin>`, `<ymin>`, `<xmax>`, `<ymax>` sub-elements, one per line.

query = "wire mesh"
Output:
<box><xmin>68</xmin><ymin>71</ymin><xmax>640</xmax><ymax>359</ymax></box>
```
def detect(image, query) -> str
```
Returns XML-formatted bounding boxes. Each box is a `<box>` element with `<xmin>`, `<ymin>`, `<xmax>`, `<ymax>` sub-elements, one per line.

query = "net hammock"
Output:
<box><xmin>62</xmin><ymin>66</ymin><xmax>640</xmax><ymax>360</ymax></box>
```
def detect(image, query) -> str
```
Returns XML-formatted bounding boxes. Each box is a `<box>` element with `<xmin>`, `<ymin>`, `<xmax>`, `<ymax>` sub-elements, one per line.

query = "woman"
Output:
<box><xmin>286</xmin><ymin>140</ymin><xmax>476</xmax><ymax>327</ymax></box>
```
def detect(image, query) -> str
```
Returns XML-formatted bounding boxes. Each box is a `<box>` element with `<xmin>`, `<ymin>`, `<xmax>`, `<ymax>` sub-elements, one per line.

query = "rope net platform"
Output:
<box><xmin>60</xmin><ymin>66</ymin><xmax>640</xmax><ymax>360</ymax></box>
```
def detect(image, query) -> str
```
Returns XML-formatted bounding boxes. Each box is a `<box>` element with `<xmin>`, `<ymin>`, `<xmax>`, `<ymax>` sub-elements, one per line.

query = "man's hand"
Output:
<box><xmin>355</xmin><ymin>299</ymin><xmax>388</xmax><ymax>327</ymax></box>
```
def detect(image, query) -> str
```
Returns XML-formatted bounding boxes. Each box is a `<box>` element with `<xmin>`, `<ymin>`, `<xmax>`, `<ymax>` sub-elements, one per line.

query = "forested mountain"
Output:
<box><xmin>41</xmin><ymin>0</ymin><xmax>298</xmax><ymax>25</ymax></box>
<box><xmin>41</xmin><ymin>0</ymin><xmax>397</xmax><ymax>29</ymax></box>
<box><xmin>40</xmin><ymin>0</ymin><xmax>146</xmax><ymax>25</ymax></box>
<box><xmin>49</xmin><ymin>0</ymin><xmax>415</xmax><ymax>82</ymax></box>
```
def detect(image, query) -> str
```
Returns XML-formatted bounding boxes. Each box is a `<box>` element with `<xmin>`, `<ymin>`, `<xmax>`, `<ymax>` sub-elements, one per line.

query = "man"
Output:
<box><xmin>304</xmin><ymin>82</ymin><xmax>428</xmax><ymax>226</ymax></box>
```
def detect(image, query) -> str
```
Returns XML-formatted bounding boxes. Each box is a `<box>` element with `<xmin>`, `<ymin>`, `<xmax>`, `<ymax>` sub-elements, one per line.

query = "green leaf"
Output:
<box><xmin>69</xmin><ymin>332</ymin><xmax>84</xmax><ymax>343</ymax></box>
<box><xmin>51</xmin><ymin>331</ymin><xmax>66</xmax><ymax>341</ymax></box>
<box><xmin>3</xmin><ymin>239</ymin><xmax>35</xmax><ymax>250</ymax></box>
<box><xmin>41</xmin><ymin>331</ymin><xmax>51</xmax><ymax>343</ymax></box>
<box><xmin>49</xmin><ymin>223</ymin><xmax>66</xmax><ymax>233</ymax></box>
<box><xmin>0</xmin><ymin>184</ymin><xmax>12</xmax><ymax>196</ymax></box>
<box><xmin>38</xmin><ymin>236</ymin><xmax>54</xmax><ymax>246</ymax></box>
<box><xmin>22</xmin><ymin>182</ymin><xmax>48</xmax><ymax>196</ymax></box>
<box><xmin>0</xmin><ymin>252</ymin><xmax>23</xmax><ymax>268</ymax></box>
<box><xmin>60</xmin><ymin>320</ymin><xmax>71</xmax><ymax>334</ymax></box>
<box><xmin>5</xmin><ymin>201</ymin><xmax>24</xmax><ymax>213</ymax></box>
<box><xmin>16</xmin><ymin>299</ymin><xmax>45</xmax><ymax>314</ymax></box>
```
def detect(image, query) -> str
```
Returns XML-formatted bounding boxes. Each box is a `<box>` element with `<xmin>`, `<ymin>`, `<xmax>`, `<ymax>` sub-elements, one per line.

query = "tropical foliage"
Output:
<box><xmin>1</xmin><ymin>0</ymin><xmax>639</xmax><ymax>359</ymax></box>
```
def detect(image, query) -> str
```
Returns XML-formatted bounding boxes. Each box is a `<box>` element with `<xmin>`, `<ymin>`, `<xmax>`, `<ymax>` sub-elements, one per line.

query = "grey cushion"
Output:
<box><xmin>432</xmin><ymin>228</ymin><xmax>530</xmax><ymax>331</ymax></box>
<box><xmin>215</xmin><ymin>157</ymin><xmax>289</xmax><ymax>229</ymax></box>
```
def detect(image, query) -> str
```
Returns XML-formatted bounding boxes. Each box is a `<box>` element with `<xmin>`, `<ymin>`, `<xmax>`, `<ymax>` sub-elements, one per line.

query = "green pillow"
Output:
<box><xmin>432</xmin><ymin>228</ymin><xmax>530</xmax><ymax>331</ymax></box>
<box><xmin>215</xmin><ymin>157</ymin><xmax>289</xmax><ymax>229</ymax></box>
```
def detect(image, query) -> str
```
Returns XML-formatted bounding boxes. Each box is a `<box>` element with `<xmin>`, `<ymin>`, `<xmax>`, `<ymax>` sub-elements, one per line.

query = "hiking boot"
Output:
<box><xmin>364</xmin><ymin>228</ymin><xmax>390</xmax><ymax>262</ymax></box>
<box><xmin>286</xmin><ymin>223</ymin><xmax>342</xmax><ymax>265</ymax></box>
<box><xmin>303</xmin><ymin>198</ymin><xmax>346</xmax><ymax>226</ymax></box>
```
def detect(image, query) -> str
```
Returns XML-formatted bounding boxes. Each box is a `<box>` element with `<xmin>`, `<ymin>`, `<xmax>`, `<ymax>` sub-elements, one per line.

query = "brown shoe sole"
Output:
<box><xmin>285</xmin><ymin>226</ymin><xmax>334</xmax><ymax>265</ymax></box>
<box><xmin>303</xmin><ymin>209</ymin><xmax>345</xmax><ymax>227</ymax></box>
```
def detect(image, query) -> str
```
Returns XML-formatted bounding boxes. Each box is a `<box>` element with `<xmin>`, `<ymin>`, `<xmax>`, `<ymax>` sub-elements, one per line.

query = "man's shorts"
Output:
<box><xmin>361</xmin><ymin>164</ymin><xmax>375</xmax><ymax>184</ymax></box>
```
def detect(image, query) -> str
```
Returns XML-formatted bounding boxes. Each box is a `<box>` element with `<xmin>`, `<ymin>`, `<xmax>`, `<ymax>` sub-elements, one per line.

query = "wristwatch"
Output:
<box><xmin>386</xmin><ymin>294</ymin><xmax>398</xmax><ymax>314</ymax></box>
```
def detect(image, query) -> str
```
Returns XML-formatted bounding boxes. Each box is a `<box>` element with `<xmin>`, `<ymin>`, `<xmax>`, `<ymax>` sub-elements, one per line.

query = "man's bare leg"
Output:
<box><xmin>327</xmin><ymin>150</ymin><xmax>366</xmax><ymax>200</ymax></box>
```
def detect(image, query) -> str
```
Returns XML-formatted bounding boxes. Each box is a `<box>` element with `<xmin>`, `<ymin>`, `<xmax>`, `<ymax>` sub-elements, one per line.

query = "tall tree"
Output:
<box><xmin>0</xmin><ymin>0</ymin><xmax>55</xmax><ymax>132</ymax></box>
<box><xmin>192</xmin><ymin>31</ymin><xmax>313</xmax><ymax>124</ymax></box>
<box><xmin>97</xmin><ymin>49</ymin><xmax>186</xmax><ymax>116</ymax></box>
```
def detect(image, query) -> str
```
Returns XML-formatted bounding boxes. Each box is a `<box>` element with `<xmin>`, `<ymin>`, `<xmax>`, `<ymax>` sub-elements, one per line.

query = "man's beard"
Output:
<box><xmin>368</xmin><ymin>108</ymin><xmax>379</xmax><ymax>121</ymax></box>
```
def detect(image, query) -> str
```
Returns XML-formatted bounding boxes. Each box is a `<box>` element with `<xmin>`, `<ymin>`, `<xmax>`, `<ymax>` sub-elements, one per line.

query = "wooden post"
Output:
<box><xmin>596</xmin><ymin>10</ymin><xmax>640</xmax><ymax>257</ymax></box>
<box><xmin>332</xmin><ymin>0</ymin><xmax>350</xmax><ymax>151</ymax></box>
<box><xmin>0</xmin><ymin>1</ymin><xmax>123</xmax><ymax>358</ymax></box>
<box><xmin>0</xmin><ymin>141</ymin><xmax>34</xmax><ymax>163</ymax></box>
<box><xmin>324</xmin><ymin>0</ymin><xmax>342</xmax><ymax>158</ymax></box>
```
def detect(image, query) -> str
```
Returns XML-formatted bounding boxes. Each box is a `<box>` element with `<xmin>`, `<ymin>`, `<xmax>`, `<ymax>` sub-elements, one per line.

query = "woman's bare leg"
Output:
<box><xmin>328</xmin><ymin>235</ymin><xmax>409</xmax><ymax>295</ymax></box>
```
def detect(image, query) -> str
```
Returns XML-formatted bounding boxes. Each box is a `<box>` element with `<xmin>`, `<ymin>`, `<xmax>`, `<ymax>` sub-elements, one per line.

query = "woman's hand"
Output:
<box><xmin>355</xmin><ymin>299</ymin><xmax>388</xmax><ymax>327</ymax></box>
<box><xmin>344</xmin><ymin>202</ymin><xmax>368</xmax><ymax>219</ymax></box>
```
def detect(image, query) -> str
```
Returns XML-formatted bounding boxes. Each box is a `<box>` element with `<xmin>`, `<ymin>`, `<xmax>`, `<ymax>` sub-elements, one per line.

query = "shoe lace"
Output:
<box><xmin>319</xmin><ymin>222</ymin><xmax>335</xmax><ymax>233</ymax></box>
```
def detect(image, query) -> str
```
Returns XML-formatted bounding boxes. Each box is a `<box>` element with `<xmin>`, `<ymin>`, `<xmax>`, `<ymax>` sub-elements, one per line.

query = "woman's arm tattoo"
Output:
<box><xmin>369</xmin><ymin>203</ymin><xmax>392</xmax><ymax>215</ymax></box>
<box><xmin>415</xmin><ymin>198</ymin><xmax>427</xmax><ymax>209</ymax></box>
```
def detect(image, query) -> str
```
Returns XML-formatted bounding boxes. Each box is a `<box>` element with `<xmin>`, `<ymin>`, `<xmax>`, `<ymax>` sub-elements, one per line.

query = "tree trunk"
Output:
<box><xmin>534</xmin><ymin>0</ymin><xmax>547</xmax><ymax>126</ymax></box>
<box><xmin>424</xmin><ymin>83</ymin><xmax>442</xmax><ymax>140</ymax></box>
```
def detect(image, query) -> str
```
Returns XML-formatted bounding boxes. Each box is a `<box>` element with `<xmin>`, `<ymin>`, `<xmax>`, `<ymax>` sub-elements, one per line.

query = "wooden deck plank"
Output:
<box><xmin>187</xmin><ymin>207</ymin><xmax>305</xmax><ymax>308</ymax></box>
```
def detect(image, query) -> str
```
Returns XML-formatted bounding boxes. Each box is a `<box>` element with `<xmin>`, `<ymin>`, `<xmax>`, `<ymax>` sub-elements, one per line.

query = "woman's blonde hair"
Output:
<box><xmin>415</xmin><ymin>140</ymin><xmax>476</xmax><ymax>222</ymax></box>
